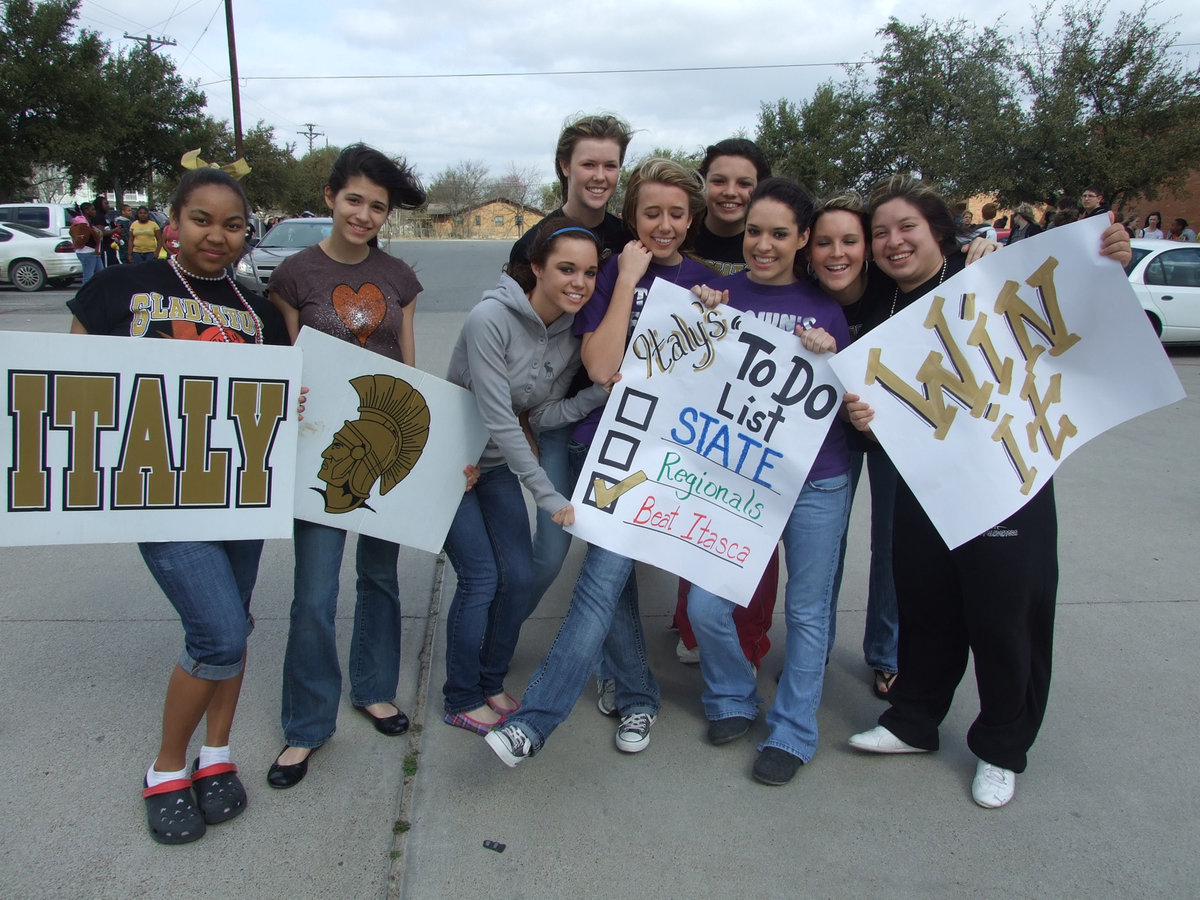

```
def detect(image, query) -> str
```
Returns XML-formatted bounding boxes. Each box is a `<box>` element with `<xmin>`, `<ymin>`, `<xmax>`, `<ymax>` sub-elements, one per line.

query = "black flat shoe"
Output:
<box><xmin>267</xmin><ymin>745</ymin><xmax>316</xmax><ymax>789</ymax></box>
<box><xmin>354</xmin><ymin>704</ymin><xmax>410</xmax><ymax>736</ymax></box>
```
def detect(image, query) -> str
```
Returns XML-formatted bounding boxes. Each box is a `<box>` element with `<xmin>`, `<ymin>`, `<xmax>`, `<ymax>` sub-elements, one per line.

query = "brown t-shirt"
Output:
<box><xmin>269</xmin><ymin>244</ymin><xmax>422</xmax><ymax>363</ymax></box>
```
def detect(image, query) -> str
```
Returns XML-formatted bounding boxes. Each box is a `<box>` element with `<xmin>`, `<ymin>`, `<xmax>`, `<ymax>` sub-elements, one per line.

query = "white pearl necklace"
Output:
<box><xmin>170</xmin><ymin>256</ymin><xmax>263</xmax><ymax>344</ymax></box>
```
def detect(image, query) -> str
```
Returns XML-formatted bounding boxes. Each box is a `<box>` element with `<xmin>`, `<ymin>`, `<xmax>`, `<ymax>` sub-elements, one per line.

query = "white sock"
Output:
<box><xmin>198</xmin><ymin>744</ymin><xmax>231</xmax><ymax>769</ymax></box>
<box><xmin>146</xmin><ymin>764</ymin><xmax>188</xmax><ymax>788</ymax></box>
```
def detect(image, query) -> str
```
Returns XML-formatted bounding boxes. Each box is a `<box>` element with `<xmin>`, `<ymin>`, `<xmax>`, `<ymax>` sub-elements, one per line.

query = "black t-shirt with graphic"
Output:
<box><xmin>68</xmin><ymin>259</ymin><xmax>287</xmax><ymax>345</ymax></box>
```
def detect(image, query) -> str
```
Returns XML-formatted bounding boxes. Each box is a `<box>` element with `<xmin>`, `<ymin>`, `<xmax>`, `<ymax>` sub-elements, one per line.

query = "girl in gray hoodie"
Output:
<box><xmin>441</xmin><ymin>221</ymin><xmax>611</xmax><ymax>734</ymax></box>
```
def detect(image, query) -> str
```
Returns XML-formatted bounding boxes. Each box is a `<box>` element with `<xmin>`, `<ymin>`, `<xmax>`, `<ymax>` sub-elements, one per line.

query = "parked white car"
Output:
<box><xmin>0</xmin><ymin>222</ymin><xmax>82</xmax><ymax>291</ymax></box>
<box><xmin>1127</xmin><ymin>239</ymin><xmax>1200</xmax><ymax>344</ymax></box>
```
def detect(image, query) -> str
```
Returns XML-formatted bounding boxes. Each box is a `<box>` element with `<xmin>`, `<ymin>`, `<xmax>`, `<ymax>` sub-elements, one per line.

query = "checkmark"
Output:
<box><xmin>591</xmin><ymin>471</ymin><xmax>647</xmax><ymax>508</ymax></box>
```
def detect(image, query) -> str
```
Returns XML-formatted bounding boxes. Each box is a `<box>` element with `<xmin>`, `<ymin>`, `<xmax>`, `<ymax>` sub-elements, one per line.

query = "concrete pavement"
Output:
<box><xmin>0</xmin><ymin>273</ymin><xmax>1197</xmax><ymax>898</ymax></box>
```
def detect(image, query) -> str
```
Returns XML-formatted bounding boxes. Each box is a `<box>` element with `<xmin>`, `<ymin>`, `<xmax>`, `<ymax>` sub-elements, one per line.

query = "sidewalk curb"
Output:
<box><xmin>387</xmin><ymin>553</ymin><xmax>447</xmax><ymax>899</ymax></box>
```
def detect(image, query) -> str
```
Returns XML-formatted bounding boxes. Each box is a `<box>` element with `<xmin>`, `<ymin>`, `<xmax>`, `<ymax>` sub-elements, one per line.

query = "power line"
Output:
<box><xmin>193</xmin><ymin>42</ymin><xmax>1200</xmax><ymax>87</ymax></box>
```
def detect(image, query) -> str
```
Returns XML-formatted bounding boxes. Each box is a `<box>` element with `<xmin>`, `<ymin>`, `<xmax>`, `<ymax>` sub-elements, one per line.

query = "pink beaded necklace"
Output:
<box><xmin>169</xmin><ymin>256</ymin><xmax>263</xmax><ymax>344</ymax></box>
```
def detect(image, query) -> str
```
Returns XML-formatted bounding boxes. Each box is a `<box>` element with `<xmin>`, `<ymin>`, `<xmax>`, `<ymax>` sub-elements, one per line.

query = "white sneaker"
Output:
<box><xmin>848</xmin><ymin>725</ymin><xmax>928</xmax><ymax>754</ymax></box>
<box><xmin>972</xmin><ymin>760</ymin><xmax>1016</xmax><ymax>808</ymax></box>
<box><xmin>595</xmin><ymin>678</ymin><xmax>617</xmax><ymax>717</ymax></box>
<box><xmin>676</xmin><ymin>638</ymin><xmax>700</xmax><ymax>665</ymax></box>
<box><xmin>484</xmin><ymin>724</ymin><xmax>532</xmax><ymax>768</ymax></box>
<box><xmin>615</xmin><ymin>712</ymin><xmax>657</xmax><ymax>753</ymax></box>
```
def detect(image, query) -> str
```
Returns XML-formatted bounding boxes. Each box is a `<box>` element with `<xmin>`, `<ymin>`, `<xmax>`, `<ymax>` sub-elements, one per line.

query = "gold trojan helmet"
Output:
<box><xmin>318</xmin><ymin>374</ymin><xmax>430</xmax><ymax>513</ymax></box>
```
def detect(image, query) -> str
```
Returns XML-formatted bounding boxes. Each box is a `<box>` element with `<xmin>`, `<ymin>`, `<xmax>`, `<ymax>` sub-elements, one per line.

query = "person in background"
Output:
<box><xmin>69</xmin><ymin>203</ymin><xmax>103</xmax><ymax>284</ymax></box>
<box><xmin>116</xmin><ymin>204</ymin><xmax>134</xmax><ymax>263</ymax></box>
<box><xmin>1006</xmin><ymin>204</ymin><xmax>1044</xmax><ymax>245</ymax></box>
<box><xmin>1168</xmin><ymin>218</ymin><xmax>1196</xmax><ymax>242</ymax></box>
<box><xmin>1138</xmin><ymin>212</ymin><xmax>1164</xmax><ymax>240</ymax></box>
<box><xmin>1081</xmin><ymin>185</ymin><xmax>1110</xmax><ymax>219</ymax></box>
<box><xmin>509</xmin><ymin>113</ymin><xmax>634</xmax><ymax>718</ymax></box>
<box><xmin>129</xmin><ymin>207</ymin><xmax>165</xmax><ymax>264</ymax></box>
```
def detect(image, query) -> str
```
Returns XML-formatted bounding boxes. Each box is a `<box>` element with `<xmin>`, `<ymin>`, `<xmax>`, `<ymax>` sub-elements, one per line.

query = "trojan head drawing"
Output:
<box><xmin>316</xmin><ymin>374</ymin><xmax>431</xmax><ymax>514</ymax></box>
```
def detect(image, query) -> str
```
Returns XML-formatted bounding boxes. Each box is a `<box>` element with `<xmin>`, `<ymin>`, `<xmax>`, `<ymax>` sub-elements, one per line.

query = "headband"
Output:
<box><xmin>548</xmin><ymin>226</ymin><xmax>598</xmax><ymax>242</ymax></box>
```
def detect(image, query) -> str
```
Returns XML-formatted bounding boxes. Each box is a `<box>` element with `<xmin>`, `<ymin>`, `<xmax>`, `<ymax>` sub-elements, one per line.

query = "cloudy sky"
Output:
<box><xmin>74</xmin><ymin>0</ymin><xmax>1200</xmax><ymax>193</ymax></box>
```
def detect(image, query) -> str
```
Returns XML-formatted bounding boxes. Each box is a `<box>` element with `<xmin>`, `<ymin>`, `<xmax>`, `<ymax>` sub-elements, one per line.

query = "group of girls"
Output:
<box><xmin>70</xmin><ymin>116</ymin><xmax>1133</xmax><ymax>846</ymax></box>
<box><xmin>470</xmin><ymin>119</ymin><xmax>1131</xmax><ymax>809</ymax></box>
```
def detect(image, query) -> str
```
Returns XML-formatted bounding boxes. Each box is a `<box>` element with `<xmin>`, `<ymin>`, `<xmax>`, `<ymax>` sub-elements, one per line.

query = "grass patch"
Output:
<box><xmin>402</xmin><ymin>752</ymin><xmax>418</xmax><ymax>777</ymax></box>
<box><xmin>393</xmin><ymin>820</ymin><xmax>410</xmax><ymax>835</ymax></box>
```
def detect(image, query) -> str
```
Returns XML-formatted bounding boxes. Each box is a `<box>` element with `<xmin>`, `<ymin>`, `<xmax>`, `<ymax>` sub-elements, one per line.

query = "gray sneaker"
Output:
<box><xmin>485</xmin><ymin>724</ymin><xmax>532</xmax><ymax>768</ymax></box>
<box><xmin>596</xmin><ymin>678</ymin><xmax>617</xmax><ymax>717</ymax></box>
<box><xmin>615</xmin><ymin>712</ymin><xmax>657</xmax><ymax>753</ymax></box>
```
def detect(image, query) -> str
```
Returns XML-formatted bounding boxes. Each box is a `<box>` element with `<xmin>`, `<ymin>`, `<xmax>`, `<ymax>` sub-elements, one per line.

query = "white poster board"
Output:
<box><xmin>1</xmin><ymin>332</ymin><xmax>300</xmax><ymax>545</ymax></box>
<box><xmin>293</xmin><ymin>328</ymin><xmax>489</xmax><ymax>553</ymax></box>
<box><xmin>566</xmin><ymin>279</ymin><xmax>843</xmax><ymax>606</ymax></box>
<box><xmin>830</xmin><ymin>217</ymin><xmax>1185</xmax><ymax>548</ymax></box>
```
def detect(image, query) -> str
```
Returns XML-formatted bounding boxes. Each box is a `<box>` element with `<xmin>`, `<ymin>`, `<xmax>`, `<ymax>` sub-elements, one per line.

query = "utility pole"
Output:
<box><xmin>122</xmin><ymin>33</ymin><xmax>176</xmax><ymax>53</ymax></box>
<box><xmin>224</xmin><ymin>0</ymin><xmax>244</xmax><ymax>158</ymax></box>
<box><xmin>298</xmin><ymin>124</ymin><xmax>324</xmax><ymax>153</ymax></box>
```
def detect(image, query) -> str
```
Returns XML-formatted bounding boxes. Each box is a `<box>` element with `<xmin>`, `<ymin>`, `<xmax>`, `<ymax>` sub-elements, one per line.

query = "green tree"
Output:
<box><xmin>757</xmin><ymin>73</ymin><xmax>874</xmax><ymax>194</ymax></box>
<box><xmin>869</xmin><ymin>17</ymin><xmax>1021</xmax><ymax>197</ymax></box>
<box><xmin>82</xmin><ymin>45</ymin><xmax>208</xmax><ymax>203</ymax></box>
<box><xmin>1013</xmin><ymin>0</ymin><xmax>1200</xmax><ymax>209</ymax></box>
<box><xmin>0</xmin><ymin>0</ymin><xmax>105</xmax><ymax>198</ymax></box>
<box><xmin>280</xmin><ymin>146</ymin><xmax>340</xmax><ymax>217</ymax></box>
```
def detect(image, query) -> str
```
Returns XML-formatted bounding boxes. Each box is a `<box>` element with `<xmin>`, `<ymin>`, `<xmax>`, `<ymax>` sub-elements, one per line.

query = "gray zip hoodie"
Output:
<box><xmin>446</xmin><ymin>274</ymin><xmax>607</xmax><ymax>514</ymax></box>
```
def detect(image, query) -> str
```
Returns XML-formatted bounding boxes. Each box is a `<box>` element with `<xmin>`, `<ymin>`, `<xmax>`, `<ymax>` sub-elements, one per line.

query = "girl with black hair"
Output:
<box><xmin>267</xmin><ymin>143</ymin><xmax>427</xmax><ymax>789</ymax></box>
<box><xmin>686</xmin><ymin>177</ymin><xmax>851</xmax><ymax>786</ymax></box>
<box><xmin>68</xmin><ymin>168</ymin><xmax>288</xmax><ymax>843</ymax></box>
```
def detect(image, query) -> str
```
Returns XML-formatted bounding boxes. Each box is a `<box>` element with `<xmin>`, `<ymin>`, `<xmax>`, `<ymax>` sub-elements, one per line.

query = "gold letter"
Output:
<box><xmin>229</xmin><ymin>380</ymin><xmax>287</xmax><ymax>507</ymax></box>
<box><xmin>9</xmin><ymin>373</ymin><xmax>50</xmax><ymax>510</ymax></box>
<box><xmin>53</xmin><ymin>374</ymin><xmax>120</xmax><ymax>510</ymax></box>
<box><xmin>178</xmin><ymin>378</ymin><xmax>230</xmax><ymax>506</ymax></box>
<box><xmin>114</xmin><ymin>376</ymin><xmax>177</xmax><ymax>507</ymax></box>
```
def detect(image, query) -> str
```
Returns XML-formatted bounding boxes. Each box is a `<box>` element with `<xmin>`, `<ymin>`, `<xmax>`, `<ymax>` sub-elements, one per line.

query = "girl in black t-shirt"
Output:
<box><xmin>68</xmin><ymin>168</ymin><xmax>285</xmax><ymax>845</ymax></box>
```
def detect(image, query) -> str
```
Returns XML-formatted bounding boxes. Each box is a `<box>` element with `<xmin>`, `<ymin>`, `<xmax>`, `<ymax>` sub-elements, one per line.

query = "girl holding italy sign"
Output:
<box><xmin>842</xmin><ymin>175</ymin><xmax>1131</xmax><ymax>809</ymax></box>
<box><xmin>685</xmin><ymin>177</ymin><xmax>852</xmax><ymax>787</ymax></box>
<box><xmin>67</xmin><ymin>168</ymin><xmax>288</xmax><ymax>844</ymax></box>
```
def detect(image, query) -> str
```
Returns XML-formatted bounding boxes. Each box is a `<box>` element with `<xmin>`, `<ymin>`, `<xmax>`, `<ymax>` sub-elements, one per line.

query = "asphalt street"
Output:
<box><xmin>0</xmin><ymin>242</ymin><xmax>1197</xmax><ymax>899</ymax></box>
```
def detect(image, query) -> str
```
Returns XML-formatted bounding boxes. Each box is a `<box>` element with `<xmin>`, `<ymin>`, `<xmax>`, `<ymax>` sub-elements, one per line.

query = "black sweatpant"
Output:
<box><xmin>879</xmin><ymin>480</ymin><xmax>1058</xmax><ymax>773</ymax></box>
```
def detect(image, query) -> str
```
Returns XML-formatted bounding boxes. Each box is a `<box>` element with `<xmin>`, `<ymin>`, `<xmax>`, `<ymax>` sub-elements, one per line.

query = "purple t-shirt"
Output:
<box><xmin>571</xmin><ymin>255</ymin><xmax>713</xmax><ymax>444</ymax></box>
<box><xmin>712</xmin><ymin>271</ymin><xmax>850</xmax><ymax>481</ymax></box>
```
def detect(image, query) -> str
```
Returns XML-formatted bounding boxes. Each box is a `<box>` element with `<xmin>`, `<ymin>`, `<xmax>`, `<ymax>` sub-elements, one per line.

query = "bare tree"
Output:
<box><xmin>426</xmin><ymin>160</ymin><xmax>491</xmax><ymax>214</ymax></box>
<box><xmin>485</xmin><ymin>163</ymin><xmax>542</xmax><ymax>209</ymax></box>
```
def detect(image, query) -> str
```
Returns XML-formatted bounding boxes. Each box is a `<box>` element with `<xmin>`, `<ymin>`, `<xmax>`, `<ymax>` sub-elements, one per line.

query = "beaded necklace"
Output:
<box><xmin>170</xmin><ymin>256</ymin><xmax>263</xmax><ymax>344</ymax></box>
<box><xmin>889</xmin><ymin>254</ymin><xmax>949</xmax><ymax>318</ymax></box>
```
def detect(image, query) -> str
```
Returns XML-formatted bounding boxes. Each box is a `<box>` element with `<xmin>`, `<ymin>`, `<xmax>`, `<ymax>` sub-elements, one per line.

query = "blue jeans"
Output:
<box><xmin>506</xmin><ymin>542</ymin><xmax>660</xmax><ymax>751</ymax></box>
<box><xmin>280</xmin><ymin>519</ymin><xmax>402</xmax><ymax>748</ymax></box>
<box><xmin>442</xmin><ymin>466</ymin><xmax>533</xmax><ymax>714</ymax></box>
<box><xmin>689</xmin><ymin>474</ymin><xmax>850</xmax><ymax>762</ymax></box>
<box><xmin>76</xmin><ymin>252</ymin><xmax>103</xmax><ymax>284</ymax></box>
<box><xmin>829</xmin><ymin>450</ymin><xmax>900</xmax><ymax>672</ymax></box>
<box><xmin>525</xmin><ymin>426</ymin><xmax>574</xmax><ymax>619</ymax></box>
<box><xmin>132</xmin><ymin>251</ymin><xmax>157</xmax><ymax>264</ymax></box>
<box><xmin>139</xmin><ymin>540</ymin><xmax>262</xmax><ymax>680</ymax></box>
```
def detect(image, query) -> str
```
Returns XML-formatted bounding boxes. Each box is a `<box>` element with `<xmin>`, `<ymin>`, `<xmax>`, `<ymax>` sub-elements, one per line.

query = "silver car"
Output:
<box><xmin>235</xmin><ymin>217</ymin><xmax>332</xmax><ymax>294</ymax></box>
